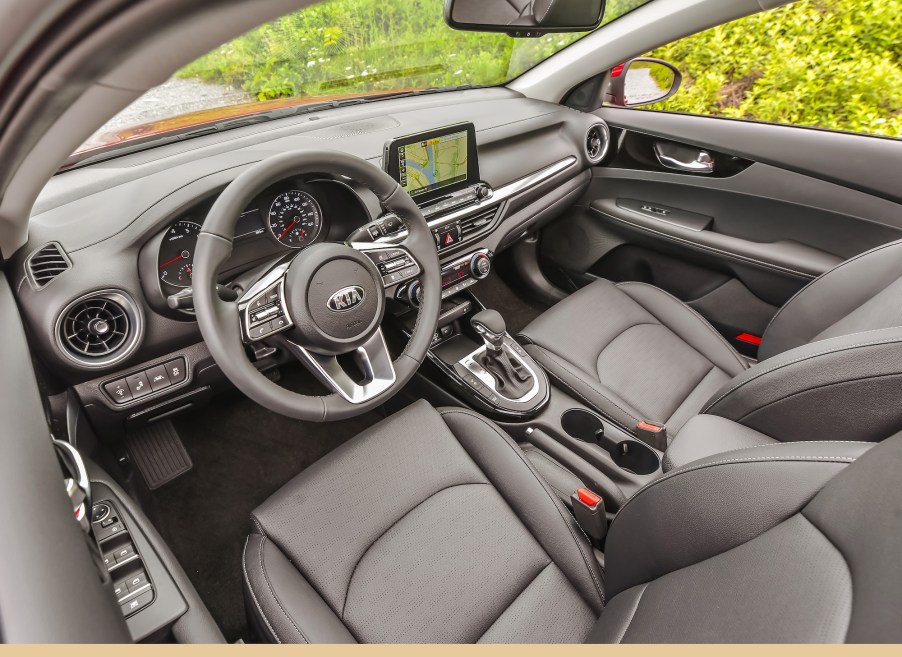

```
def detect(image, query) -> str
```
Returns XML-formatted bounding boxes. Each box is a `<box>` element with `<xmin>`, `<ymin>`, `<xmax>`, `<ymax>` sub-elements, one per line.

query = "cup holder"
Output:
<box><xmin>560</xmin><ymin>408</ymin><xmax>661</xmax><ymax>476</ymax></box>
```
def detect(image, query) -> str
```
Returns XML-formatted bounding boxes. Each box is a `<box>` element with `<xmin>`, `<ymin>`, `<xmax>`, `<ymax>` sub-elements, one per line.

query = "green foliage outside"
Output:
<box><xmin>178</xmin><ymin>0</ymin><xmax>901</xmax><ymax>139</ymax></box>
<box><xmin>177</xmin><ymin>0</ymin><xmax>647</xmax><ymax>100</ymax></box>
<box><xmin>645</xmin><ymin>0</ymin><xmax>902</xmax><ymax>138</ymax></box>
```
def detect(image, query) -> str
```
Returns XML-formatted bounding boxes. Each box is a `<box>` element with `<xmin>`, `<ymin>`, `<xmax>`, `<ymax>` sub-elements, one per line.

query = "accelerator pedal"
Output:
<box><xmin>126</xmin><ymin>420</ymin><xmax>193</xmax><ymax>490</ymax></box>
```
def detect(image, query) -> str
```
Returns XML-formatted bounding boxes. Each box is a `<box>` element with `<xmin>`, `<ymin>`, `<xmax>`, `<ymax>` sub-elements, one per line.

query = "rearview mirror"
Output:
<box><xmin>606</xmin><ymin>58</ymin><xmax>682</xmax><ymax>107</ymax></box>
<box><xmin>444</xmin><ymin>0</ymin><xmax>606</xmax><ymax>37</ymax></box>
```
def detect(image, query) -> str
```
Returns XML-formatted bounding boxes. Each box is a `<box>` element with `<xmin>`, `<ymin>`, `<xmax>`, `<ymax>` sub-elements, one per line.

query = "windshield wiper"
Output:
<box><xmin>60</xmin><ymin>84</ymin><xmax>484</xmax><ymax>171</ymax></box>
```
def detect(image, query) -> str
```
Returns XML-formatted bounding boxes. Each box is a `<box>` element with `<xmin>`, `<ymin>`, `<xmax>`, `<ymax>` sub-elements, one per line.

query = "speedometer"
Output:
<box><xmin>159</xmin><ymin>220</ymin><xmax>201</xmax><ymax>288</ymax></box>
<box><xmin>268</xmin><ymin>190</ymin><xmax>322</xmax><ymax>248</ymax></box>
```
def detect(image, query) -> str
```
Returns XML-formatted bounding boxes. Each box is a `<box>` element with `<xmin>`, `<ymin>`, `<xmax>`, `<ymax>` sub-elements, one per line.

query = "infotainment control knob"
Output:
<box><xmin>469</xmin><ymin>253</ymin><xmax>491</xmax><ymax>280</ymax></box>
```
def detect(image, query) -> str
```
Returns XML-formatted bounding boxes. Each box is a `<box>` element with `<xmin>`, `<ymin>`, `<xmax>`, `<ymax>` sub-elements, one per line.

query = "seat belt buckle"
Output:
<box><xmin>636</xmin><ymin>421</ymin><xmax>667</xmax><ymax>451</ymax></box>
<box><xmin>571</xmin><ymin>488</ymin><xmax>606</xmax><ymax>546</ymax></box>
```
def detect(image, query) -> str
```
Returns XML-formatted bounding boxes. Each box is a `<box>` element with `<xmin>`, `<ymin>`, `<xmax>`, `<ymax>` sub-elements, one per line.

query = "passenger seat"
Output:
<box><xmin>519</xmin><ymin>239</ymin><xmax>902</xmax><ymax>458</ymax></box>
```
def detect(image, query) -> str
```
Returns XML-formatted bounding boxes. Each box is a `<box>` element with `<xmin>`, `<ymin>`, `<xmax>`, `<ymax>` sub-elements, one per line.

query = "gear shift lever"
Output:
<box><xmin>471</xmin><ymin>309</ymin><xmax>506</xmax><ymax>355</ymax></box>
<box><xmin>470</xmin><ymin>310</ymin><xmax>534</xmax><ymax>398</ymax></box>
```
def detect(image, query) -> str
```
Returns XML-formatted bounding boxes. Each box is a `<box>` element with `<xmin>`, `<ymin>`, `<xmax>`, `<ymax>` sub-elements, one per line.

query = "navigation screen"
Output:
<box><xmin>397</xmin><ymin>129</ymin><xmax>468</xmax><ymax>198</ymax></box>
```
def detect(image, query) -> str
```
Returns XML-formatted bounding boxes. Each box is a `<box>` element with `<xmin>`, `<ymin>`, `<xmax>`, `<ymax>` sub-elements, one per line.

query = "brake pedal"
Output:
<box><xmin>126</xmin><ymin>420</ymin><xmax>193</xmax><ymax>490</ymax></box>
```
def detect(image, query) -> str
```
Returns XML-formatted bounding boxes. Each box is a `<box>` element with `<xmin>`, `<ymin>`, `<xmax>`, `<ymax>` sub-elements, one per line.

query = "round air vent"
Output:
<box><xmin>57</xmin><ymin>290</ymin><xmax>142</xmax><ymax>367</ymax></box>
<box><xmin>585</xmin><ymin>123</ymin><xmax>611</xmax><ymax>163</ymax></box>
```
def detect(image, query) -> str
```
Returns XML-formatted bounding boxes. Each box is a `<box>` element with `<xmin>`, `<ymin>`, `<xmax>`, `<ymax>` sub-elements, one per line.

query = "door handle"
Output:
<box><xmin>653</xmin><ymin>141</ymin><xmax>714</xmax><ymax>174</ymax></box>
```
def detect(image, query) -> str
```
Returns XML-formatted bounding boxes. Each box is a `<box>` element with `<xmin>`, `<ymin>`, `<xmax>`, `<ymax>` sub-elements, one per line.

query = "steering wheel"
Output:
<box><xmin>193</xmin><ymin>150</ymin><xmax>441</xmax><ymax>421</ymax></box>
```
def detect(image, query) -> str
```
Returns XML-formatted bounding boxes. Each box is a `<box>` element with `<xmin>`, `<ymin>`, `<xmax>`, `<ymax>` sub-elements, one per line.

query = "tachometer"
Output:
<box><xmin>159</xmin><ymin>220</ymin><xmax>201</xmax><ymax>288</ymax></box>
<box><xmin>268</xmin><ymin>190</ymin><xmax>322</xmax><ymax>248</ymax></box>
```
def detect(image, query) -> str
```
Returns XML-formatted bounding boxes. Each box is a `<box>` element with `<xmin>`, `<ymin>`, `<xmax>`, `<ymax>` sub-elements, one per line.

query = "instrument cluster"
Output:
<box><xmin>154</xmin><ymin>178</ymin><xmax>366</xmax><ymax>293</ymax></box>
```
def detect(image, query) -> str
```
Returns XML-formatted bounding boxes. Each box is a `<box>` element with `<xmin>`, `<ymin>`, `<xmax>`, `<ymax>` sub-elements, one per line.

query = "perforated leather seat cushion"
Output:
<box><xmin>520</xmin><ymin>278</ymin><xmax>747</xmax><ymax>437</ymax></box>
<box><xmin>243</xmin><ymin>400</ymin><xmax>604</xmax><ymax>644</ymax></box>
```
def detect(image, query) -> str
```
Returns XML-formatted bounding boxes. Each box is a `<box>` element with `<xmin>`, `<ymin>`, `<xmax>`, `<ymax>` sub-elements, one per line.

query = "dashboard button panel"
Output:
<box><xmin>103</xmin><ymin>356</ymin><xmax>189</xmax><ymax>405</ymax></box>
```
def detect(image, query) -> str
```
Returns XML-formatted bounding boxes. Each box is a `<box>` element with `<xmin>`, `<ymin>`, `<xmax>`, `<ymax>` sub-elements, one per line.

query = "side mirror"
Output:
<box><xmin>606</xmin><ymin>58</ymin><xmax>682</xmax><ymax>107</ymax></box>
<box><xmin>444</xmin><ymin>0</ymin><xmax>605</xmax><ymax>37</ymax></box>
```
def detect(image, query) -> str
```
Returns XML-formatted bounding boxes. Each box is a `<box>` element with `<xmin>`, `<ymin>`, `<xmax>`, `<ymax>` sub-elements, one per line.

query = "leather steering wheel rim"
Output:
<box><xmin>193</xmin><ymin>149</ymin><xmax>441</xmax><ymax>422</ymax></box>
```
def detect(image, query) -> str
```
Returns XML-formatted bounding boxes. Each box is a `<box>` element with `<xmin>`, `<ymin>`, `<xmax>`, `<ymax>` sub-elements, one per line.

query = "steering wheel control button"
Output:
<box><xmin>145</xmin><ymin>365</ymin><xmax>171</xmax><ymax>391</ymax></box>
<box><xmin>164</xmin><ymin>358</ymin><xmax>187</xmax><ymax>385</ymax></box>
<box><xmin>250</xmin><ymin>322</ymin><xmax>273</xmax><ymax>340</ymax></box>
<box><xmin>126</xmin><ymin>372</ymin><xmax>152</xmax><ymax>399</ymax></box>
<box><xmin>104</xmin><ymin>379</ymin><xmax>132</xmax><ymax>404</ymax></box>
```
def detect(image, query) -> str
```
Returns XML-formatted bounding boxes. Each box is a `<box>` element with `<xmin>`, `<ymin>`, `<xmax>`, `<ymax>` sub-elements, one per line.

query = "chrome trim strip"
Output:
<box><xmin>286</xmin><ymin>328</ymin><xmax>397</xmax><ymax>404</ymax></box>
<box><xmin>374</xmin><ymin>156</ymin><xmax>579</xmax><ymax>243</ymax></box>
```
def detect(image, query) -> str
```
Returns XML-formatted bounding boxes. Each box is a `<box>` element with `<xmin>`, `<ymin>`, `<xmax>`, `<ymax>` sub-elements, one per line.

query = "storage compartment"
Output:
<box><xmin>561</xmin><ymin>408</ymin><xmax>660</xmax><ymax>475</ymax></box>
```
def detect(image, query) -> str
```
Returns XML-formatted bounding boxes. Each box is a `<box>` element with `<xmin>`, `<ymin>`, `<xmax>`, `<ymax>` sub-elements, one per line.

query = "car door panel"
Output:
<box><xmin>0</xmin><ymin>276</ymin><xmax>130</xmax><ymax>643</ymax></box>
<box><xmin>540</xmin><ymin>108</ymin><xmax>902</xmax><ymax>354</ymax></box>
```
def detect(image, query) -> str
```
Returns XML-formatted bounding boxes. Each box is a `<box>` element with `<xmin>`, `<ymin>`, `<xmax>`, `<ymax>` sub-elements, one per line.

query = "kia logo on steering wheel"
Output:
<box><xmin>327</xmin><ymin>286</ymin><xmax>365</xmax><ymax>312</ymax></box>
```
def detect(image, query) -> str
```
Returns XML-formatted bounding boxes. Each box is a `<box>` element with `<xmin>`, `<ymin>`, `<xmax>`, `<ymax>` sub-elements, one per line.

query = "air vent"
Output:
<box><xmin>57</xmin><ymin>291</ymin><xmax>142</xmax><ymax>367</ymax></box>
<box><xmin>460</xmin><ymin>207</ymin><xmax>498</xmax><ymax>237</ymax></box>
<box><xmin>25</xmin><ymin>242</ymin><xmax>71</xmax><ymax>289</ymax></box>
<box><xmin>585</xmin><ymin>123</ymin><xmax>611</xmax><ymax>163</ymax></box>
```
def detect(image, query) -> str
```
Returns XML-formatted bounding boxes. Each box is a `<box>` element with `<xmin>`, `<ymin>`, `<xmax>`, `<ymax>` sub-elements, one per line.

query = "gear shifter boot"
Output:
<box><xmin>477</xmin><ymin>348</ymin><xmax>534</xmax><ymax>398</ymax></box>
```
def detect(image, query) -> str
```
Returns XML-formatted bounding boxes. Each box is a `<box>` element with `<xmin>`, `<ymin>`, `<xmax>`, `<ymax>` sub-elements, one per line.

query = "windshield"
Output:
<box><xmin>75</xmin><ymin>0</ymin><xmax>653</xmax><ymax>156</ymax></box>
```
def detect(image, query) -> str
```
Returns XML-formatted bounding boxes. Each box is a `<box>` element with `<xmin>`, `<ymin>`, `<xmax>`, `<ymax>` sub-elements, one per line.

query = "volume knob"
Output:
<box><xmin>469</xmin><ymin>253</ymin><xmax>491</xmax><ymax>280</ymax></box>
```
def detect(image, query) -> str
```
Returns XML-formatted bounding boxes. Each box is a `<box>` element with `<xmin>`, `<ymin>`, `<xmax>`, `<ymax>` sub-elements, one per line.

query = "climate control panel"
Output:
<box><xmin>399</xmin><ymin>249</ymin><xmax>491</xmax><ymax>307</ymax></box>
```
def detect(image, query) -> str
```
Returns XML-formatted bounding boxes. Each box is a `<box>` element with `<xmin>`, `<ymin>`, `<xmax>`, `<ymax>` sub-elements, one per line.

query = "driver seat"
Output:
<box><xmin>243</xmin><ymin>400</ymin><xmax>902</xmax><ymax>643</ymax></box>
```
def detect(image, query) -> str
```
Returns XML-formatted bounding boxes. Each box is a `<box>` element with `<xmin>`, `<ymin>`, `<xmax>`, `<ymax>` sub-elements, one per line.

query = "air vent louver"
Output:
<box><xmin>459</xmin><ymin>207</ymin><xmax>498</xmax><ymax>237</ymax></box>
<box><xmin>26</xmin><ymin>242</ymin><xmax>71</xmax><ymax>289</ymax></box>
<box><xmin>585</xmin><ymin>123</ymin><xmax>610</xmax><ymax>163</ymax></box>
<box><xmin>57</xmin><ymin>291</ymin><xmax>141</xmax><ymax>367</ymax></box>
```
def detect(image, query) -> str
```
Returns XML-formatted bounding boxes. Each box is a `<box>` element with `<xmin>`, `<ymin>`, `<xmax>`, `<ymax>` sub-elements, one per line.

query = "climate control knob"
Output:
<box><xmin>469</xmin><ymin>253</ymin><xmax>491</xmax><ymax>280</ymax></box>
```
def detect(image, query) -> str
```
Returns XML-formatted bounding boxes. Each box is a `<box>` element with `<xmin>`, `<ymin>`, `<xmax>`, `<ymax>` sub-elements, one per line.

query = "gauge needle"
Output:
<box><xmin>279</xmin><ymin>219</ymin><xmax>298</xmax><ymax>239</ymax></box>
<box><xmin>159</xmin><ymin>254</ymin><xmax>184</xmax><ymax>269</ymax></box>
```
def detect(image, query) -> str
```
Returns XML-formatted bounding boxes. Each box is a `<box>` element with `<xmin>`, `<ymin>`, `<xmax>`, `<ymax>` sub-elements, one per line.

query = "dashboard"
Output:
<box><xmin>10</xmin><ymin>87</ymin><xmax>604</xmax><ymax>430</ymax></box>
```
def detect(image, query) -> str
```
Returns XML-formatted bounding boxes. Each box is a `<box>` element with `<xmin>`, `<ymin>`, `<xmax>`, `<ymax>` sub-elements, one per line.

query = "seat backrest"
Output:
<box><xmin>592</xmin><ymin>435</ymin><xmax>902</xmax><ymax>643</ymax></box>
<box><xmin>760</xmin><ymin>239</ymin><xmax>902</xmax><ymax>360</ymax></box>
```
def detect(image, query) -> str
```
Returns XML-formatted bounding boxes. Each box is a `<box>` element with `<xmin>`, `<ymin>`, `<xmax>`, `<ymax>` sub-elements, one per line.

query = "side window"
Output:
<box><xmin>639</xmin><ymin>0</ymin><xmax>902</xmax><ymax>139</ymax></box>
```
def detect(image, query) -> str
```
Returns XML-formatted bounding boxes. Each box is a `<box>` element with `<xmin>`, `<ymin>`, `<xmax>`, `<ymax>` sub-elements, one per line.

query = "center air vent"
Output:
<box><xmin>460</xmin><ymin>207</ymin><xmax>498</xmax><ymax>237</ymax></box>
<box><xmin>585</xmin><ymin>123</ymin><xmax>611</xmax><ymax>163</ymax></box>
<box><xmin>57</xmin><ymin>291</ymin><xmax>142</xmax><ymax>367</ymax></box>
<box><xmin>25</xmin><ymin>242</ymin><xmax>71</xmax><ymax>289</ymax></box>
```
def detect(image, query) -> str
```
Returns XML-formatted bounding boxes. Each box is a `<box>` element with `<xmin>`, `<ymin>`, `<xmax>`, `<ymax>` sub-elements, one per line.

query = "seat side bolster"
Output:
<box><xmin>760</xmin><ymin>238</ymin><xmax>902</xmax><ymax>360</ymax></box>
<box><xmin>438</xmin><ymin>408</ymin><xmax>605</xmax><ymax>614</ymax></box>
<box><xmin>604</xmin><ymin>441</ymin><xmax>872</xmax><ymax>600</ymax></box>
<box><xmin>243</xmin><ymin>533</ymin><xmax>357</xmax><ymax>644</ymax></box>
<box><xmin>703</xmin><ymin>327</ymin><xmax>902</xmax><ymax>443</ymax></box>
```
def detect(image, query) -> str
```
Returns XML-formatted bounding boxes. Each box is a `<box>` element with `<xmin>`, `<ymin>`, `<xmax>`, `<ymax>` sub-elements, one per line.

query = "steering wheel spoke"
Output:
<box><xmin>284</xmin><ymin>328</ymin><xmax>397</xmax><ymax>403</ymax></box>
<box><xmin>348</xmin><ymin>241</ymin><xmax>422</xmax><ymax>294</ymax></box>
<box><xmin>236</xmin><ymin>260</ymin><xmax>295</xmax><ymax>342</ymax></box>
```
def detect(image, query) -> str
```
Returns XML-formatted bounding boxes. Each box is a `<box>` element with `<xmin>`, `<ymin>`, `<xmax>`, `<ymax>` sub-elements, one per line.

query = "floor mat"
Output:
<box><xmin>139</xmin><ymin>365</ymin><xmax>385</xmax><ymax>642</ymax></box>
<box><xmin>470</xmin><ymin>272</ymin><xmax>550</xmax><ymax>334</ymax></box>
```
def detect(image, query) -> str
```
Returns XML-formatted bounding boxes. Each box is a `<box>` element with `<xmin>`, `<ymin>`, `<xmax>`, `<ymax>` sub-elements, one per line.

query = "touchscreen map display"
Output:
<box><xmin>397</xmin><ymin>129</ymin><xmax>469</xmax><ymax>198</ymax></box>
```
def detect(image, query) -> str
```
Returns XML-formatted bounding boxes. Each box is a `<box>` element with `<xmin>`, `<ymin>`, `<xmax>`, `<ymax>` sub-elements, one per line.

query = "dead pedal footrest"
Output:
<box><xmin>126</xmin><ymin>420</ymin><xmax>193</xmax><ymax>490</ymax></box>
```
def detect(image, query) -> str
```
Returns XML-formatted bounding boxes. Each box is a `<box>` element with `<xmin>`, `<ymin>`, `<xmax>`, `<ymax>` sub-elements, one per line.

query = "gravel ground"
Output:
<box><xmin>81</xmin><ymin>77</ymin><xmax>253</xmax><ymax>149</ymax></box>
